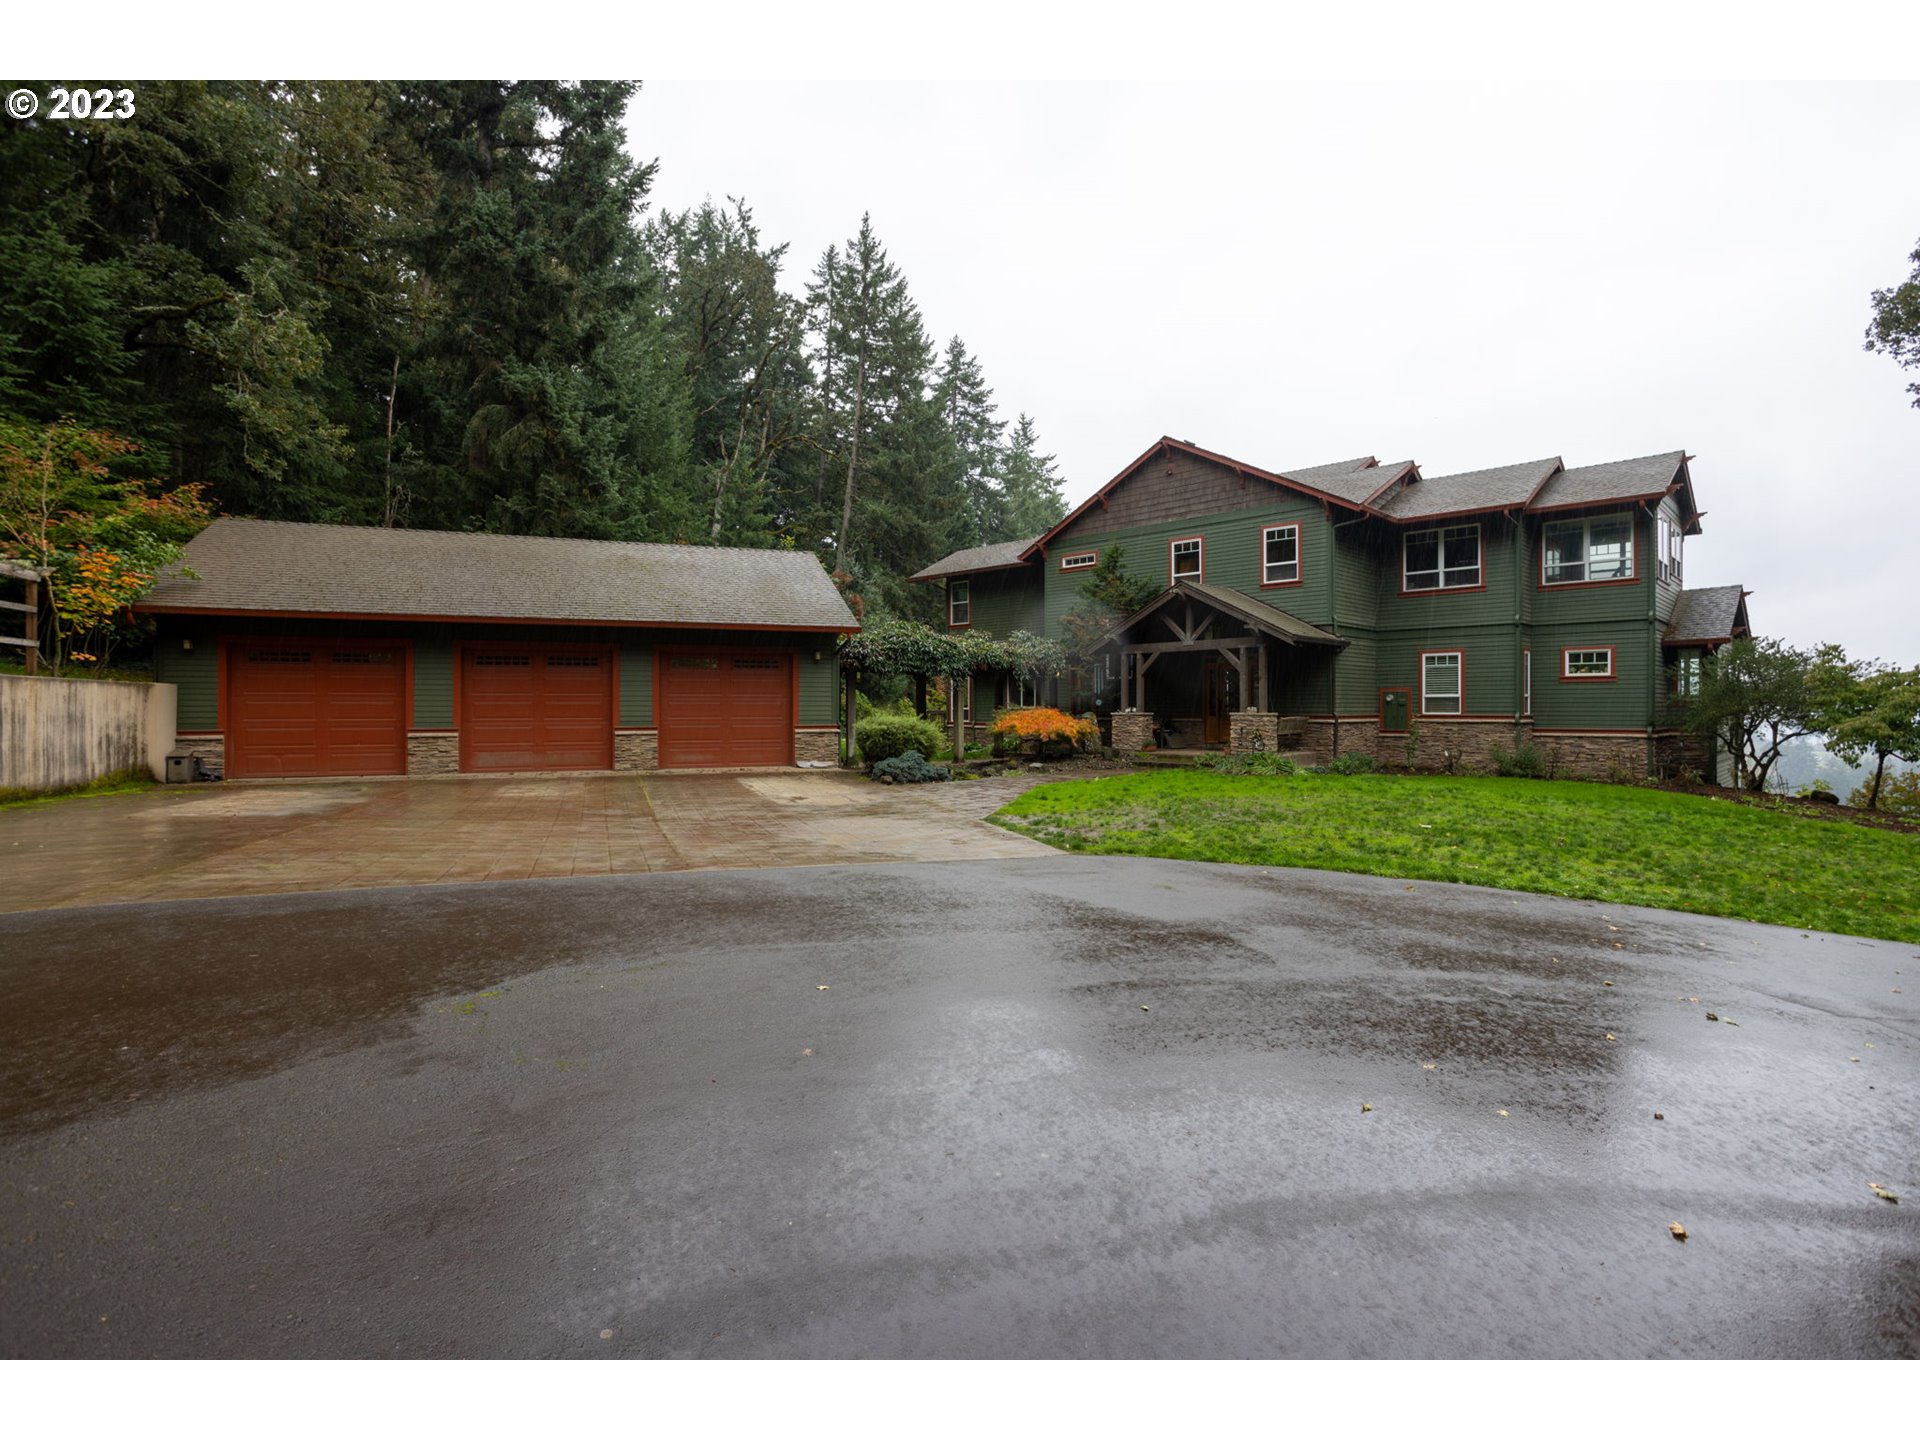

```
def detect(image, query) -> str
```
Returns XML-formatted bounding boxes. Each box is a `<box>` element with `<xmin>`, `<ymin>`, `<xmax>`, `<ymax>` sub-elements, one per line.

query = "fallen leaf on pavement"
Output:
<box><xmin>1140</xmin><ymin>1005</ymin><xmax>1150</xmax><ymax>1012</ymax></box>
<box><xmin>1869</xmin><ymin>1183</ymin><xmax>1899</xmax><ymax>1204</ymax></box>
<box><xmin>1654</xmin><ymin>1112</ymin><xmax>1664</xmax><ymax>1120</ymax></box>
<box><xmin>1705</xmin><ymin>1012</ymin><xmax>1719</xmax><ymax>1021</ymax></box>
<box><xmin>1606</xmin><ymin>1033</ymin><xmax>1616</xmax><ymax>1042</ymax></box>
<box><xmin>816</xmin><ymin>985</ymin><xmax>830</xmax><ymax>991</ymax></box>
<box><xmin>1361</xmin><ymin>1103</ymin><xmax>1373</xmax><ymax>1113</ymax></box>
<box><xmin>1496</xmin><ymin>1109</ymin><xmax>1509</xmax><ymax>1117</ymax></box>
<box><xmin>1669</xmin><ymin>1223</ymin><xmax>1688</xmax><ymax>1241</ymax></box>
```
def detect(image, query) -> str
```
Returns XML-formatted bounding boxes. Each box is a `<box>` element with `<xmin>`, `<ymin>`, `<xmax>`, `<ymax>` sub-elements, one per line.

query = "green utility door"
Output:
<box><xmin>1380</xmin><ymin>688</ymin><xmax>1411</xmax><ymax>734</ymax></box>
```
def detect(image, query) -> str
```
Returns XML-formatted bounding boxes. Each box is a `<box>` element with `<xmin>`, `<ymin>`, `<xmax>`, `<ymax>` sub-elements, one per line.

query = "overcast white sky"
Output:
<box><xmin>634</xmin><ymin>73</ymin><xmax>1920</xmax><ymax>663</ymax></box>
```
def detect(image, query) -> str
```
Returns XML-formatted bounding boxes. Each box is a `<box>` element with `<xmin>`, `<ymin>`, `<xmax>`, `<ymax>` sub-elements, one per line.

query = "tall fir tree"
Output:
<box><xmin>644</xmin><ymin>198</ymin><xmax>812</xmax><ymax>546</ymax></box>
<box><xmin>395</xmin><ymin>80</ymin><xmax>694</xmax><ymax>538</ymax></box>
<box><xmin>997</xmin><ymin>413</ymin><xmax>1068</xmax><ymax>540</ymax></box>
<box><xmin>931</xmin><ymin>335</ymin><xmax>1004</xmax><ymax>551</ymax></box>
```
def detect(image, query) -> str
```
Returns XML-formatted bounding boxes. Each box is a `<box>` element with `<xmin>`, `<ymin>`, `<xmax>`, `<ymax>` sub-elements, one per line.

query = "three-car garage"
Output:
<box><xmin>145</xmin><ymin>519</ymin><xmax>854</xmax><ymax>780</ymax></box>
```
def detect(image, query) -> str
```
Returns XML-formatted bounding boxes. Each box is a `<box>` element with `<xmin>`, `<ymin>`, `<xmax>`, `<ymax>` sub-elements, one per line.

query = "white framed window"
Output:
<box><xmin>1059</xmin><ymin>550</ymin><xmax>1097</xmax><ymax>571</ymax></box>
<box><xmin>1543</xmin><ymin>513</ymin><xmax>1634</xmax><ymax>585</ymax></box>
<box><xmin>1664</xmin><ymin>515</ymin><xmax>1683</xmax><ymax>583</ymax></box>
<box><xmin>948</xmin><ymin>579</ymin><xmax>970</xmax><ymax>628</ymax></box>
<box><xmin>1261</xmin><ymin>523</ymin><xmax>1300</xmax><ymax>586</ymax></box>
<box><xmin>1421</xmin><ymin>651</ymin><xmax>1462</xmax><ymax>715</ymax></box>
<box><xmin>1170</xmin><ymin>536</ymin><xmax>1203</xmax><ymax>582</ymax></box>
<box><xmin>1676</xmin><ymin>654</ymin><xmax>1703</xmax><ymax>697</ymax></box>
<box><xmin>1403</xmin><ymin>525</ymin><xmax>1481</xmax><ymax>591</ymax></box>
<box><xmin>1563</xmin><ymin>647</ymin><xmax>1615</xmax><ymax>679</ymax></box>
<box><xmin>1011</xmin><ymin>674</ymin><xmax>1040</xmax><ymax>707</ymax></box>
<box><xmin>1523</xmin><ymin>648</ymin><xmax>1532</xmax><ymax>715</ymax></box>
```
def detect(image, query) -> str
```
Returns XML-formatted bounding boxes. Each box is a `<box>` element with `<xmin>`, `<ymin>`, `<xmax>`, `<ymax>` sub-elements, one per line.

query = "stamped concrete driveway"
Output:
<box><xmin>0</xmin><ymin>771</ymin><xmax>1054</xmax><ymax>913</ymax></box>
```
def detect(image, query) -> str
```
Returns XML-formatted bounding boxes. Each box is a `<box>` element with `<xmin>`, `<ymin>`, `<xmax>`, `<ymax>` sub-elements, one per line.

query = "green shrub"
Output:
<box><xmin>858</xmin><ymin>713</ymin><xmax>945</xmax><ymax>765</ymax></box>
<box><xmin>1326</xmin><ymin>752</ymin><xmax>1377</xmax><ymax>775</ymax></box>
<box><xmin>1197</xmin><ymin>752</ymin><xmax>1298</xmax><ymax>777</ymax></box>
<box><xmin>1490</xmin><ymin>741</ymin><xmax>1547</xmax><ymax>778</ymax></box>
<box><xmin>871</xmin><ymin>750</ymin><xmax>950</xmax><ymax>784</ymax></box>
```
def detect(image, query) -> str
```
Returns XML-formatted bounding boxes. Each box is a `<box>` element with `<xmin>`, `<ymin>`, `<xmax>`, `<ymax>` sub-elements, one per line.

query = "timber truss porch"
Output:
<box><xmin>1105</xmin><ymin>580</ymin><xmax>1347</xmax><ymax>716</ymax></box>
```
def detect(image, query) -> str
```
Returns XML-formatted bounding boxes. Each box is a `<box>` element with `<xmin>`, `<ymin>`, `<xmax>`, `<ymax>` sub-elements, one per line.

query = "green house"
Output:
<box><xmin>911</xmin><ymin>437</ymin><xmax>1752</xmax><ymax>779</ymax></box>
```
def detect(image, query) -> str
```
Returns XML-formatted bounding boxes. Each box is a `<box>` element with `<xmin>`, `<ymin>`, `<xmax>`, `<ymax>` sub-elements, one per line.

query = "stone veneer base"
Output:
<box><xmin>614</xmin><ymin>730</ymin><xmax>659</xmax><ymax>771</ymax></box>
<box><xmin>406</xmin><ymin>732</ymin><xmax>460</xmax><ymax>776</ymax></box>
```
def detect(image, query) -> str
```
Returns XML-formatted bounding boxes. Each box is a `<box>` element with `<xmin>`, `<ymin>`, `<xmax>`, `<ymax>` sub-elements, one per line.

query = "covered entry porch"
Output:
<box><xmin>1102</xmin><ymin>581</ymin><xmax>1347</xmax><ymax>753</ymax></box>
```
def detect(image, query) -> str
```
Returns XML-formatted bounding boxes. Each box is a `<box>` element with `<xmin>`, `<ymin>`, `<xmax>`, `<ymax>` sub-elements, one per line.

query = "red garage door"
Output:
<box><xmin>657</xmin><ymin>651</ymin><xmax>792</xmax><ymax>768</ymax></box>
<box><xmin>461</xmin><ymin>647</ymin><xmax>614</xmax><ymax>772</ymax></box>
<box><xmin>227</xmin><ymin>641</ymin><xmax>407</xmax><ymax>778</ymax></box>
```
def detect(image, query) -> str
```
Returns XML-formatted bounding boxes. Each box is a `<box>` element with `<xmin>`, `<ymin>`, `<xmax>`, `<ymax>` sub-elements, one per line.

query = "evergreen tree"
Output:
<box><xmin>998</xmin><ymin>413</ymin><xmax>1068</xmax><ymax>540</ymax></box>
<box><xmin>805</xmin><ymin>214</ymin><xmax>947</xmax><ymax>609</ymax></box>
<box><xmin>645</xmin><ymin>198</ymin><xmax>812</xmax><ymax>546</ymax></box>
<box><xmin>396</xmin><ymin>80</ymin><xmax>693</xmax><ymax>538</ymax></box>
<box><xmin>931</xmin><ymin>335</ymin><xmax>1004</xmax><ymax>549</ymax></box>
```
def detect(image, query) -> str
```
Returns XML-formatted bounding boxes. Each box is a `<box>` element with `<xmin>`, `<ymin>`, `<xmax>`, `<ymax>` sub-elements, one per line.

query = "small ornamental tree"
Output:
<box><xmin>0</xmin><ymin>418</ymin><xmax>212</xmax><ymax>672</ymax></box>
<box><xmin>990</xmin><ymin>706</ymin><xmax>1098</xmax><ymax>758</ymax></box>
<box><xmin>1681</xmin><ymin>637</ymin><xmax>1821</xmax><ymax>792</ymax></box>
<box><xmin>1820</xmin><ymin>660</ymin><xmax>1920</xmax><ymax>810</ymax></box>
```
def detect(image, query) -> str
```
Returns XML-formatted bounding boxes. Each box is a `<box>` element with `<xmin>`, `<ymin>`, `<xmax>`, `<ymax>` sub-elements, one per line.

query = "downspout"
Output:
<box><xmin>1643</xmin><ymin>501</ymin><xmax>1659</xmax><ymax>776</ymax></box>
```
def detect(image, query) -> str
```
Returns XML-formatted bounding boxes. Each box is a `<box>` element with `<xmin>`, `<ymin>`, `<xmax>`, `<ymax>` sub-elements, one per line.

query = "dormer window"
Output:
<box><xmin>1544</xmin><ymin>513</ymin><xmax>1634</xmax><ymax>585</ymax></box>
<box><xmin>948</xmin><ymin>579</ymin><xmax>970</xmax><ymax>628</ymax></box>
<box><xmin>1403</xmin><ymin>525</ymin><xmax>1481</xmax><ymax>591</ymax></box>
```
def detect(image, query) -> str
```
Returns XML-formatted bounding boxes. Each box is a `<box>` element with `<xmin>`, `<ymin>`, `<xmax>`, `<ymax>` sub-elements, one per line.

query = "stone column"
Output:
<box><xmin>1229</xmin><ymin>712</ymin><xmax>1281</xmax><ymax>755</ymax></box>
<box><xmin>1111</xmin><ymin>711</ymin><xmax>1155</xmax><ymax>752</ymax></box>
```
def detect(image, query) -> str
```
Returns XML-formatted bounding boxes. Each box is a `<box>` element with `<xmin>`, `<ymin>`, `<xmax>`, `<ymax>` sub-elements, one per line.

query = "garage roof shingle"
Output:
<box><xmin>139</xmin><ymin>518</ymin><xmax>860</xmax><ymax>631</ymax></box>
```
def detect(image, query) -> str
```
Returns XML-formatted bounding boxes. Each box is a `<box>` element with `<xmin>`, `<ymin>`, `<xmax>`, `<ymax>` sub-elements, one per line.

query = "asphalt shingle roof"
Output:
<box><xmin>1375</xmin><ymin>458</ymin><xmax>1561</xmax><ymax>520</ymax></box>
<box><xmin>139</xmin><ymin>518</ymin><xmax>860</xmax><ymax>631</ymax></box>
<box><xmin>1664</xmin><ymin>585</ymin><xmax>1749</xmax><ymax>645</ymax></box>
<box><xmin>1531</xmin><ymin>452</ymin><xmax>1686</xmax><ymax>511</ymax></box>
<box><xmin>909</xmin><ymin>538</ymin><xmax>1039</xmax><ymax>582</ymax></box>
<box><xmin>1292</xmin><ymin>458</ymin><xmax>1418</xmax><ymax>506</ymax></box>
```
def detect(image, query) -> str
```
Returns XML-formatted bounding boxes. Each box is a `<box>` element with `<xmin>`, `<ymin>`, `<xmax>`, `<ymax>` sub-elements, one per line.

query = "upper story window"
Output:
<box><xmin>1404</xmin><ymin>525</ymin><xmax>1481</xmax><ymax>591</ymax></box>
<box><xmin>1543</xmin><ymin>513</ymin><xmax>1633</xmax><ymax>585</ymax></box>
<box><xmin>1170</xmin><ymin>536</ymin><xmax>1203</xmax><ymax>583</ymax></box>
<box><xmin>1261</xmin><ymin>524</ymin><xmax>1300</xmax><ymax>586</ymax></box>
<box><xmin>1060</xmin><ymin>550</ymin><xmax>1097</xmax><ymax>571</ymax></box>
<box><xmin>948</xmin><ymin>579</ymin><xmax>970</xmax><ymax>628</ymax></box>
<box><xmin>1657</xmin><ymin>514</ymin><xmax>1683</xmax><ymax>584</ymax></box>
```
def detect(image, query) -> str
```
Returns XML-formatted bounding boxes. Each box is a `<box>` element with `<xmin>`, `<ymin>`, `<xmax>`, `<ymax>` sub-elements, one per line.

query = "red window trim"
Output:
<box><xmin>1257</xmin><ymin>522</ymin><xmax>1303</xmax><ymax>589</ymax></box>
<box><xmin>1169</xmin><ymin>535</ymin><xmax>1204</xmax><ymax>585</ymax></box>
<box><xmin>947</xmin><ymin>579</ymin><xmax>972</xmax><ymax>630</ymax></box>
<box><xmin>1399</xmin><ymin>523</ymin><xmax>1487</xmax><ymax>597</ymax></box>
<box><xmin>1538</xmin><ymin>511</ymin><xmax>1640</xmax><ymax>590</ymax></box>
<box><xmin>1058</xmin><ymin>550</ymin><xmax>1098</xmax><ymax>572</ymax></box>
<box><xmin>1419</xmin><ymin>648</ymin><xmax>1465</xmax><ymax>716</ymax></box>
<box><xmin>1378</xmin><ymin>686</ymin><xmax>1413</xmax><ymax>735</ymax></box>
<box><xmin>1560</xmin><ymin>645</ymin><xmax>1618</xmax><ymax>682</ymax></box>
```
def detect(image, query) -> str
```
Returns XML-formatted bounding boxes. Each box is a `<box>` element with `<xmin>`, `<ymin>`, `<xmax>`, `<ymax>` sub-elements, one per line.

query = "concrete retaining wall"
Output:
<box><xmin>0</xmin><ymin>674</ymin><xmax>177</xmax><ymax>792</ymax></box>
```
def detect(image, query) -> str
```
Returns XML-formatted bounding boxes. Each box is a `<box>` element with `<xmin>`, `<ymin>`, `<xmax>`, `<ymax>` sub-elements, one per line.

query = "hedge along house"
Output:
<box><xmin>138</xmin><ymin>519</ymin><xmax>857</xmax><ymax>779</ymax></box>
<box><xmin>912</xmin><ymin>437</ymin><xmax>1752</xmax><ymax>778</ymax></box>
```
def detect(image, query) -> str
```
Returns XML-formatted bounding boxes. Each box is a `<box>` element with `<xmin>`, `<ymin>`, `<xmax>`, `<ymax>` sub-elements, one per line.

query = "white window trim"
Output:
<box><xmin>1170</xmin><ymin>536</ymin><xmax>1203</xmax><ymax>584</ymax></box>
<box><xmin>1542</xmin><ymin>512</ymin><xmax>1635</xmax><ymax>586</ymax></box>
<box><xmin>1421</xmin><ymin>651</ymin><xmax>1463</xmax><ymax>716</ymax></box>
<box><xmin>948</xmin><ymin>579</ymin><xmax>970</xmax><ymax>628</ymax></box>
<box><xmin>1523</xmin><ymin>648</ymin><xmax>1532</xmax><ymax>716</ymax></box>
<box><xmin>1261</xmin><ymin>523</ymin><xmax>1301</xmax><ymax>586</ymax></box>
<box><xmin>1059</xmin><ymin>551</ymin><xmax>1097</xmax><ymax>571</ymax></box>
<box><xmin>1403</xmin><ymin>524</ymin><xmax>1482</xmax><ymax>591</ymax></box>
<box><xmin>1563</xmin><ymin>648</ymin><xmax>1614</xmax><ymax>678</ymax></box>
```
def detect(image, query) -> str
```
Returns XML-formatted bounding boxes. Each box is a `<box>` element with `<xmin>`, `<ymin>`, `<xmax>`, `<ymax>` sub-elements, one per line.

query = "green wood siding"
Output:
<box><xmin>152</xmin><ymin>631</ymin><xmax>218</xmax><ymax>730</ymax></box>
<box><xmin>950</xmin><ymin>567</ymin><xmax>1044</xmax><ymax>638</ymax></box>
<box><xmin>1530</xmin><ymin>619</ymin><xmax>1656</xmax><ymax>730</ymax></box>
<box><xmin>1041</xmin><ymin>494</ymin><xmax>1333</xmax><ymax>633</ymax></box>
<box><xmin>1531</xmin><ymin>508</ymin><xmax>1655</xmax><ymax>627</ymax></box>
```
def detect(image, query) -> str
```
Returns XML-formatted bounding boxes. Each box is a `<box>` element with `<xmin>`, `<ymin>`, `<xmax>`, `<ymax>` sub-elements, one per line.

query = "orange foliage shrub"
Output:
<box><xmin>989</xmin><ymin>706</ymin><xmax>1099</xmax><ymax>754</ymax></box>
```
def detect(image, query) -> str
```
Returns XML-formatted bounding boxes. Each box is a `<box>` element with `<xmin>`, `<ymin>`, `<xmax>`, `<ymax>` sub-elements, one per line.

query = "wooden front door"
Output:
<box><xmin>1203</xmin><ymin>660</ymin><xmax>1236</xmax><ymax>745</ymax></box>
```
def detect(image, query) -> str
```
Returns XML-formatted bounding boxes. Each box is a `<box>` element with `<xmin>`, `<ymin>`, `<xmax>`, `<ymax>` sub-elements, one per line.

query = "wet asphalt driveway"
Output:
<box><xmin>0</xmin><ymin>856</ymin><xmax>1914</xmax><ymax>1358</ymax></box>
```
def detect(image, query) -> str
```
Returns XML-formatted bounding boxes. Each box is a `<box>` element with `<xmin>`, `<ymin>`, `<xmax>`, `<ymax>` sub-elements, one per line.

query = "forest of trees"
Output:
<box><xmin>0</xmin><ymin>80</ymin><xmax>1066</xmax><ymax>624</ymax></box>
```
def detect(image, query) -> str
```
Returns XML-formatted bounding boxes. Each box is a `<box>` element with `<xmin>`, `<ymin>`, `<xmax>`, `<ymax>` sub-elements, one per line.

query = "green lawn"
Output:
<box><xmin>994</xmin><ymin>771</ymin><xmax>1920</xmax><ymax>943</ymax></box>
